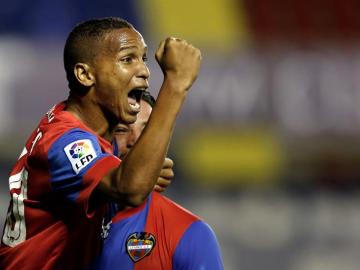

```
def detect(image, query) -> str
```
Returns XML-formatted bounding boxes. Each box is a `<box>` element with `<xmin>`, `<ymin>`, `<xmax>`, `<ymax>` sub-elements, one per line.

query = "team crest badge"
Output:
<box><xmin>126</xmin><ymin>232</ymin><xmax>156</xmax><ymax>262</ymax></box>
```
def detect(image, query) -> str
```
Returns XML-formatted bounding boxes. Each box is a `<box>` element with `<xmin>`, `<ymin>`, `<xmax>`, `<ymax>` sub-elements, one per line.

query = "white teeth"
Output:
<box><xmin>129</xmin><ymin>103</ymin><xmax>140</xmax><ymax>110</ymax></box>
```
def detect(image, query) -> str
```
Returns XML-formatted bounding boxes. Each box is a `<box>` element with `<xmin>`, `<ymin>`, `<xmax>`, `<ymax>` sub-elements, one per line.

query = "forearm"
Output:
<box><xmin>113</xmin><ymin>82</ymin><xmax>186</xmax><ymax>206</ymax></box>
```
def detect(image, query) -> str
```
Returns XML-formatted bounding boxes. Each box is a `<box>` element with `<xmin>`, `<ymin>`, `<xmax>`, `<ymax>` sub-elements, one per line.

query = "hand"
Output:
<box><xmin>154</xmin><ymin>157</ymin><xmax>174</xmax><ymax>193</ymax></box>
<box><xmin>155</xmin><ymin>37</ymin><xmax>202</xmax><ymax>92</ymax></box>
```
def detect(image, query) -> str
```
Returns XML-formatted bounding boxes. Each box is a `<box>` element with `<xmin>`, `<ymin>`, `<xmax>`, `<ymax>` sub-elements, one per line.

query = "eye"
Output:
<box><xmin>114</xmin><ymin>127</ymin><xmax>129</xmax><ymax>134</ymax></box>
<box><xmin>120</xmin><ymin>56</ymin><xmax>133</xmax><ymax>64</ymax></box>
<box><xmin>142</xmin><ymin>54</ymin><xmax>148</xmax><ymax>62</ymax></box>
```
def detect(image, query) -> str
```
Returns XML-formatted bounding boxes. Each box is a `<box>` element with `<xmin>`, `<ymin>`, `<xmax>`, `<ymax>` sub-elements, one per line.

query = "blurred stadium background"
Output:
<box><xmin>2</xmin><ymin>1</ymin><xmax>360</xmax><ymax>269</ymax></box>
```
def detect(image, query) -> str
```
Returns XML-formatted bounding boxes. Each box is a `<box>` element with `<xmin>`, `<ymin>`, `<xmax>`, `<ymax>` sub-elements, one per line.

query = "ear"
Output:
<box><xmin>73</xmin><ymin>63</ymin><xmax>95</xmax><ymax>87</ymax></box>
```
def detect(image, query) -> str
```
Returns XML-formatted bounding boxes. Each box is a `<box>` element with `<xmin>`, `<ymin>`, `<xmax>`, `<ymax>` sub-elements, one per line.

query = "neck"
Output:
<box><xmin>66</xmin><ymin>92</ymin><xmax>112</xmax><ymax>141</ymax></box>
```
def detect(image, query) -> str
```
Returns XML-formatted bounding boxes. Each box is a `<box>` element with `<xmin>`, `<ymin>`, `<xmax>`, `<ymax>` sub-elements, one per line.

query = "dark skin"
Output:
<box><xmin>66</xmin><ymin>28</ymin><xmax>201</xmax><ymax>206</ymax></box>
<box><xmin>67</xmin><ymin>28</ymin><xmax>150</xmax><ymax>140</ymax></box>
<box><xmin>114</xmin><ymin>99</ymin><xmax>174</xmax><ymax>193</ymax></box>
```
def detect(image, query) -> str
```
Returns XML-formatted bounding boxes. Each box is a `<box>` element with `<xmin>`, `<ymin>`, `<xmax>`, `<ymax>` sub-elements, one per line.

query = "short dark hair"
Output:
<box><xmin>64</xmin><ymin>17</ymin><xmax>134</xmax><ymax>91</ymax></box>
<box><xmin>141</xmin><ymin>91</ymin><xmax>156</xmax><ymax>107</ymax></box>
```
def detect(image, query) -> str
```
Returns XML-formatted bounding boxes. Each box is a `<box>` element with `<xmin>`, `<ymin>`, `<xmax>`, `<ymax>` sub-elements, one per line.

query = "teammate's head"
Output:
<box><xmin>114</xmin><ymin>91</ymin><xmax>154</xmax><ymax>158</ymax></box>
<box><xmin>64</xmin><ymin>17</ymin><xmax>149</xmax><ymax>125</ymax></box>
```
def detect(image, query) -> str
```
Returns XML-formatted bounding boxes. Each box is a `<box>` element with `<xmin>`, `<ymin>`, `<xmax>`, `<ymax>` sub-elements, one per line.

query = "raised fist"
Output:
<box><xmin>155</xmin><ymin>37</ymin><xmax>202</xmax><ymax>92</ymax></box>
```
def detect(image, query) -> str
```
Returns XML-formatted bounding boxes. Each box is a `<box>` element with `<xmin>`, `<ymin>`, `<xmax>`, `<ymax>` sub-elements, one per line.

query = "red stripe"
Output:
<box><xmin>79</xmin><ymin>155</ymin><xmax>120</xmax><ymax>218</ymax></box>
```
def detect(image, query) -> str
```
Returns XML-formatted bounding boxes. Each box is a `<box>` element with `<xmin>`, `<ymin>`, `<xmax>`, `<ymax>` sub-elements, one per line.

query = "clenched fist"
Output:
<box><xmin>155</xmin><ymin>37</ymin><xmax>202</xmax><ymax>92</ymax></box>
<box><xmin>154</xmin><ymin>157</ymin><xmax>174</xmax><ymax>193</ymax></box>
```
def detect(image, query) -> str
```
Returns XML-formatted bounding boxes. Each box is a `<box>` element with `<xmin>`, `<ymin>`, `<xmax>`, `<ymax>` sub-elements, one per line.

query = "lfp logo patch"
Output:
<box><xmin>126</xmin><ymin>232</ymin><xmax>156</xmax><ymax>262</ymax></box>
<box><xmin>64</xmin><ymin>139</ymin><xmax>97</xmax><ymax>174</ymax></box>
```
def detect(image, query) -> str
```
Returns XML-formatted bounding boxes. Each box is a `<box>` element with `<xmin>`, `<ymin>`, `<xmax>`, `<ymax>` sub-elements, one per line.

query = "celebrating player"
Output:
<box><xmin>90</xmin><ymin>91</ymin><xmax>224</xmax><ymax>270</ymax></box>
<box><xmin>0</xmin><ymin>17</ymin><xmax>201</xmax><ymax>270</ymax></box>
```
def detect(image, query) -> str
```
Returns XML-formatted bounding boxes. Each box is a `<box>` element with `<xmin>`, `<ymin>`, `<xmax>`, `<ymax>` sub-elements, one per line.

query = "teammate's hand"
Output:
<box><xmin>155</xmin><ymin>37</ymin><xmax>202</xmax><ymax>92</ymax></box>
<box><xmin>154</xmin><ymin>157</ymin><xmax>174</xmax><ymax>193</ymax></box>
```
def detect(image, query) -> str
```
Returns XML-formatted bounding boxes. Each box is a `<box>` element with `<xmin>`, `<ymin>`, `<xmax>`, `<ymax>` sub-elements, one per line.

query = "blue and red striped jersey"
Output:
<box><xmin>0</xmin><ymin>102</ymin><xmax>121</xmax><ymax>270</ymax></box>
<box><xmin>90</xmin><ymin>192</ymin><xmax>224</xmax><ymax>270</ymax></box>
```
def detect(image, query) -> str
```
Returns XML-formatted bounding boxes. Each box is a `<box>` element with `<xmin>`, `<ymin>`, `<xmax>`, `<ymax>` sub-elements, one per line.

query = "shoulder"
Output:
<box><xmin>47</xmin><ymin>128</ymin><xmax>115</xmax><ymax>176</ymax></box>
<box><xmin>32</xmin><ymin>103</ymin><xmax>87</xmax><ymax>151</ymax></box>
<box><xmin>43</xmin><ymin>128</ymin><xmax>99</xmax><ymax>162</ymax></box>
<box><xmin>151</xmin><ymin>194</ymin><xmax>224</xmax><ymax>270</ymax></box>
<box><xmin>21</xmin><ymin>103</ymin><xmax>88</xmax><ymax>159</ymax></box>
<box><xmin>152</xmin><ymin>192</ymin><xmax>200</xmax><ymax>223</ymax></box>
<box><xmin>36</xmin><ymin>102</ymin><xmax>110</xmax><ymax>156</ymax></box>
<box><xmin>173</xmin><ymin>220</ymin><xmax>224</xmax><ymax>270</ymax></box>
<box><xmin>143</xmin><ymin>193</ymin><xmax>201</xmax><ymax>256</ymax></box>
<box><xmin>182</xmin><ymin>220</ymin><xmax>218</xmax><ymax>242</ymax></box>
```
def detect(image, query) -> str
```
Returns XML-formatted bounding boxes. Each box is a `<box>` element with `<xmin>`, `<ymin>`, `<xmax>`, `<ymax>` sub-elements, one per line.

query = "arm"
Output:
<box><xmin>98</xmin><ymin>38</ymin><xmax>201</xmax><ymax>206</ymax></box>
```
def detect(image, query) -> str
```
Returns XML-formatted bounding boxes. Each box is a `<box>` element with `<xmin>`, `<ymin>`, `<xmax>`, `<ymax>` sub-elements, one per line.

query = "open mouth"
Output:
<box><xmin>127</xmin><ymin>89</ymin><xmax>144</xmax><ymax>111</ymax></box>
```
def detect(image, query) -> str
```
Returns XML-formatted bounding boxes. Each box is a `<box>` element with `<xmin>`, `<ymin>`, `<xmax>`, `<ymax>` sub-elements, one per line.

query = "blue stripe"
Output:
<box><xmin>90</xmin><ymin>194</ymin><xmax>153</xmax><ymax>270</ymax></box>
<box><xmin>48</xmin><ymin>128</ymin><xmax>110</xmax><ymax>202</ymax></box>
<box><xmin>0</xmin><ymin>0</ymin><xmax>142</xmax><ymax>37</ymax></box>
<box><xmin>173</xmin><ymin>220</ymin><xmax>224</xmax><ymax>270</ymax></box>
<box><xmin>112</xmin><ymin>138</ymin><xmax>119</xmax><ymax>157</ymax></box>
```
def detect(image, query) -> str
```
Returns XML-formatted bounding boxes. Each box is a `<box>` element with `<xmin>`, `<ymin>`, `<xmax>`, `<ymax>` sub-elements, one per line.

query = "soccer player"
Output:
<box><xmin>90</xmin><ymin>92</ymin><xmax>224</xmax><ymax>270</ymax></box>
<box><xmin>0</xmin><ymin>17</ymin><xmax>201</xmax><ymax>270</ymax></box>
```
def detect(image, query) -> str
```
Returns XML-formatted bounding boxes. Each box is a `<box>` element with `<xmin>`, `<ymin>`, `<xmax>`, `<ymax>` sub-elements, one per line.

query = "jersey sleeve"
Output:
<box><xmin>173</xmin><ymin>220</ymin><xmax>224</xmax><ymax>270</ymax></box>
<box><xmin>48</xmin><ymin>128</ymin><xmax>120</xmax><ymax>216</ymax></box>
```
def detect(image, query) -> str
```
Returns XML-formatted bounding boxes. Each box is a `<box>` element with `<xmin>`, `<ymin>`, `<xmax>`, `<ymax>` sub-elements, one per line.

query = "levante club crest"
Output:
<box><xmin>126</xmin><ymin>232</ymin><xmax>156</xmax><ymax>262</ymax></box>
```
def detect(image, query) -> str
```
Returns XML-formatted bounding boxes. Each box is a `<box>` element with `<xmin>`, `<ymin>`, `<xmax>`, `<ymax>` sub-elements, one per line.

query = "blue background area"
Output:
<box><xmin>0</xmin><ymin>0</ymin><xmax>142</xmax><ymax>37</ymax></box>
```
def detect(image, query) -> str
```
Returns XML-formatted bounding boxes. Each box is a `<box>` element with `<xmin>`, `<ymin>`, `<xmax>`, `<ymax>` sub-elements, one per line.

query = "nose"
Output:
<box><xmin>127</xmin><ymin>128</ymin><xmax>141</xmax><ymax>150</ymax></box>
<box><xmin>126</xmin><ymin>130</ymin><xmax>136</xmax><ymax>149</ymax></box>
<box><xmin>137</xmin><ymin>62</ymin><xmax>150</xmax><ymax>80</ymax></box>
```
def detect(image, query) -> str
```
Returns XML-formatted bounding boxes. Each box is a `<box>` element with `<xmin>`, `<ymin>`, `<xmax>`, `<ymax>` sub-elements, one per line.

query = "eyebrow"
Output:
<box><xmin>119</xmin><ymin>45</ymin><xmax>148</xmax><ymax>52</ymax></box>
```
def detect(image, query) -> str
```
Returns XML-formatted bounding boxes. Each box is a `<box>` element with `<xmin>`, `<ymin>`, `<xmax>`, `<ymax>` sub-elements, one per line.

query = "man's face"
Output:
<box><xmin>113</xmin><ymin>99</ymin><xmax>152</xmax><ymax>158</ymax></box>
<box><xmin>91</xmin><ymin>28</ymin><xmax>150</xmax><ymax>125</ymax></box>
